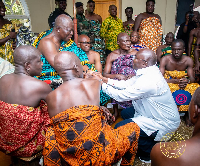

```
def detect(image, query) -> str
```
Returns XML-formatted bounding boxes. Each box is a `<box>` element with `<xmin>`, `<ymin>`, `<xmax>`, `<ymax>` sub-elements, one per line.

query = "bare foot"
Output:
<box><xmin>113</xmin><ymin>104</ymin><xmax>119</xmax><ymax>119</ymax></box>
<box><xmin>184</xmin><ymin>113</ymin><xmax>193</xmax><ymax>127</ymax></box>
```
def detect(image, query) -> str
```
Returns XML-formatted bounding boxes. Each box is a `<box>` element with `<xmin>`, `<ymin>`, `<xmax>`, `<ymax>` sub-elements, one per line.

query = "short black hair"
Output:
<box><xmin>75</xmin><ymin>2</ymin><xmax>83</xmax><ymax>8</ymax></box>
<box><xmin>125</xmin><ymin>7</ymin><xmax>133</xmax><ymax>13</ymax></box>
<box><xmin>87</xmin><ymin>0</ymin><xmax>95</xmax><ymax>4</ymax></box>
<box><xmin>172</xmin><ymin>39</ymin><xmax>185</xmax><ymax>48</ymax></box>
<box><xmin>146</xmin><ymin>0</ymin><xmax>155</xmax><ymax>4</ymax></box>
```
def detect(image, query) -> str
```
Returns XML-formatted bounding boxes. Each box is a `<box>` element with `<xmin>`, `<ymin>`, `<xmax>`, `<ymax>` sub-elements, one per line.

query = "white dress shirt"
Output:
<box><xmin>102</xmin><ymin>65</ymin><xmax>180</xmax><ymax>141</ymax></box>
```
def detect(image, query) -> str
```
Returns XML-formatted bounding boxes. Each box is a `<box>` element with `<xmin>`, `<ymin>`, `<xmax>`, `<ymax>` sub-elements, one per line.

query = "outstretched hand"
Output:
<box><xmin>101</xmin><ymin>106</ymin><xmax>115</xmax><ymax>125</ymax></box>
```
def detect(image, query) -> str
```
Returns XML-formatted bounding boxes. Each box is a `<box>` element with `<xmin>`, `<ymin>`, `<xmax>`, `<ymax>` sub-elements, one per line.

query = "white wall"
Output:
<box><xmin>26</xmin><ymin>0</ymin><xmax>177</xmax><ymax>35</ymax></box>
<box><xmin>26</xmin><ymin>0</ymin><xmax>51</xmax><ymax>33</ymax></box>
<box><xmin>121</xmin><ymin>0</ymin><xmax>177</xmax><ymax>35</ymax></box>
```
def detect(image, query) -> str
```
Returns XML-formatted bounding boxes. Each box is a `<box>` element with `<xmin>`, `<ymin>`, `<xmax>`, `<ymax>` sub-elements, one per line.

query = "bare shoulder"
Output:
<box><xmin>151</xmin><ymin>143</ymin><xmax>165</xmax><ymax>166</ymax></box>
<box><xmin>89</xmin><ymin>50</ymin><xmax>100</xmax><ymax>56</ymax></box>
<box><xmin>38</xmin><ymin>36</ymin><xmax>55</xmax><ymax>50</ymax></box>
<box><xmin>39</xmin><ymin>37</ymin><xmax>54</xmax><ymax>46</ymax></box>
<box><xmin>96</xmin><ymin>14</ymin><xmax>102</xmax><ymax>20</ymax></box>
<box><xmin>154</xmin><ymin>13</ymin><xmax>161</xmax><ymax>19</ymax></box>
<box><xmin>157</xmin><ymin>45</ymin><xmax>166</xmax><ymax>51</ymax></box>
<box><xmin>82</xmin><ymin>78</ymin><xmax>100</xmax><ymax>91</ymax></box>
<box><xmin>109</xmin><ymin>50</ymin><xmax>119</xmax><ymax>57</ymax></box>
<box><xmin>0</xmin><ymin>74</ymin><xmax>13</xmax><ymax>84</ymax></box>
<box><xmin>82</xmin><ymin>78</ymin><xmax>100</xmax><ymax>86</ymax></box>
<box><xmin>151</xmin><ymin>143</ymin><xmax>161</xmax><ymax>158</ymax></box>
<box><xmin>161</xmin><ymin>54</ymin><xmax>171</xmax><ymax>61</ymax></box>
<box><xmin>137</xmin><ymin>12</ymin><xmax>145</xmax><ymax>18</ymax></box>
<box><xmin>183</xmin><ymin>55</ymin><xmax>193</xmax><ymax>64</ymax></box>
<box><xmin>190</xmin><ymin>28</ymin><xmax>196</xmax><ymax>35</ymax></box>
<box><xmin>106</xmin><ymin>50</ymin><xmax>118</xmax><ymax>61</ymax></box>
<box><xmin>90</xmin><ymin>50</ymin><xmax>100</xmax><ymax>59</ymax></box>
<box><xmin>24</xmin><ymin>76</ymin><xmax>52</xmax><ymax>93</ymax></box>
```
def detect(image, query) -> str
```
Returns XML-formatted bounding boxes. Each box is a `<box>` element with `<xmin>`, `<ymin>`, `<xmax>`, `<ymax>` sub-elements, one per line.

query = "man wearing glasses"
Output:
<box><xmin>95</xmin><ymin>48</ymin><xmax>180</xmax><ymax>163</ymax></box>
<box><xmin>78</xmin><ymin>34</ymin><xmax>102</xmax><ymax>73</ymax></box>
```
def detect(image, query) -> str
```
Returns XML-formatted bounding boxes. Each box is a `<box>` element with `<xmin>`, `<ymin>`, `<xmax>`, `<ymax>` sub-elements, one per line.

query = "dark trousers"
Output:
<box><xmin>115</xmin><ymin>107</ymin><xmax>158</xmax><ymax>160</ymax></box>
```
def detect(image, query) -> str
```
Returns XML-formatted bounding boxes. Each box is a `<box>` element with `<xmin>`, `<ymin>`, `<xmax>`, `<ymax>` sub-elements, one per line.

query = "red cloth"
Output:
<box><xmin>0</xmin><ymin>100</ymin><xmax>50</xmax><ymax>157</ymax></box>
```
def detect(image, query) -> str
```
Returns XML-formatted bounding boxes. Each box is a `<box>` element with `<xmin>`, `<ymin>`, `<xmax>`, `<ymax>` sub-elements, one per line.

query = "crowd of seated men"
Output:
<box><xmin>0</xmin><ymin>0</ymin><xmax>200</xmax><ymax>165</ymax></box>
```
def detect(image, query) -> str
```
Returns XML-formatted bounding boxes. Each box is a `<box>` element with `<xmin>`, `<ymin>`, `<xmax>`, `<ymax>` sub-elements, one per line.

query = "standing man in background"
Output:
<box><xmin>75</xmin><ymin>2</ymin><xmax>91</xmax><ymax>36</ymax></box>
<box><xmin>134</xmin><ymin>0</ymin><xmax>162</xmax><ymax>52</ymax></box>
<box><xmin>48</xmin><ymin>0</ymin><xmax>71</xmax><ymax>28</ymax></box>
<box><xmin>123</xmin><ymin>7</ymin><xmax>135</xmax><ymax>36</ymax></box>
<box><xmin>100</xmin><ymin>5</ymin><xmax>124</xmax><ymax>56</ymax></box>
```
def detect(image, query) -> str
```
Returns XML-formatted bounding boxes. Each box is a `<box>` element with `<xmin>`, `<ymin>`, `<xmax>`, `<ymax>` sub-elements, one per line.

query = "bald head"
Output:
<box><xmin>78</xmin><ymin>34</ymin><xmax>90</xmax><ymax>43</ymax></box>
<box><xmin>13</xmin><ymin>45</ymin><xmax>41</xmax><ymax>66</ymax></box>
<box><xmin>136</xmin><ymin>48</ymin><xmax>157</xmax><ymax>66</ymax></box>
<box><xmin>54</xmin><ymin>14</ymin><xmax>73</xmax><ymax>29</ymax></box>
<box><xmin>54</xmin><ymin>51</ymin><xmax>82</xmax><ymax>75</ymax></box>
<box><xmin>117</xmin><ymin>32</ymin><xmax>129</xmax><ymax>41</ymax></box>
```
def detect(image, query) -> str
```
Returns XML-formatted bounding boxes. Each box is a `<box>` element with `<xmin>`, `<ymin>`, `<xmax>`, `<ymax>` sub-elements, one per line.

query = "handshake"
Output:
<box><xmin>83</xmin><ymin>70</ymin><xmax>108</xmax><ymax>85</ymax></box>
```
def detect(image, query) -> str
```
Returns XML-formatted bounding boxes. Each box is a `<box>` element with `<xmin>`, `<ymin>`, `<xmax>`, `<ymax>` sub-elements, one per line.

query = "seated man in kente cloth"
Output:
<box><xmin>97</xmin><ymin>48</ymin><xmax>180</xmax><ymax>163</ymax></box>
<box><xmin>160</xmin><ymin>39</ymin><xmax>199</xmax><ymax>123</ymax></box>
<box><xmin>156</xmin><ymin>32</ymin><xmax>174</xmax><ymax>64</ymax></box>
<box><xmin>32</xmin><ymin>14</ymin><xmax>110</xmax><ymax>105</ymax></box>
<box><xmin>43</xmin><ymin>51</ymin><xmax>140</xmax><ymax>166</ymax></box>
<box><xmin>130</xmin><ymin>31</ymin><xmax>147</xmax><ymax>51</ymax></box>
<box><xmin>0</xmin><ymin>45</ymin><xmax>52</xmax><ymax>157</ymax></box>
<box><xmin>151</xmin><ymin>87</ymin><xmax>200</xmax><ymax>166</ymax></box>
<box><xmin>78</xmin><ymin>34</ymin><xmax>102</xmax><ymax>73</ymax></box>
<box><xmin>33</xmin><ymin>14</ymin><xmax>95</xmax><ymax>86</ymax></box>
<box><xmin>103</xmin><ymin>32</ymin><xmax>137</xmax><ymax>118</ymax></box>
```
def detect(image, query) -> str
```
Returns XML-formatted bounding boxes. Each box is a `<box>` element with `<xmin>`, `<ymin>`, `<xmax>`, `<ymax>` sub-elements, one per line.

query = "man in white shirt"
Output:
<box><xmin>98</xmin><ymin>48</ymin><xmax>180</xmax><ymax>163</ymax></box>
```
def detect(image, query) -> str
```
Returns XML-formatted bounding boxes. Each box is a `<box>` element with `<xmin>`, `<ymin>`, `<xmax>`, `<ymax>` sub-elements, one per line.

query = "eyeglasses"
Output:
<box><xmin>80</xmin><ymin>42</ymin><xmax>91</xmax><ymax>44</ymax></box>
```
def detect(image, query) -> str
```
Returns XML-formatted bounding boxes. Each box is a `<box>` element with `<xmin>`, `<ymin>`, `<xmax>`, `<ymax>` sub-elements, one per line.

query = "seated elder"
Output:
<box><xmin>78</xmin><ymin>34</ymin><xmax>102</xmax><ymax>73</ymax></box>
<box><xmin>151</xmin><ymin>87</ymin><xmax>200</xmax><ymax>166</ymax></box>
<box><xmin>103</xmin><ymin>32</ymin><xmax>137</xmax><ymax>117</ymax></box>
<box><xmin>0</xmin><ymin>45</ymin><xmax>52</xmax><ymax>157</ymax></box>
<box><xmin>33</xmin><ymin>14</ymin><xmax>95</xmax><ymax>87</ymax></box>
<box><xmin>43</xmin><ymin>51</ymin><xmax>140</xmax><ymax>166</ymax></box>
<box><xmin>33</xmin><ymin>14</ymin><xmax>110</xmax><ymax>106</ymax></box>
<box><xmin>130</xmin><ymin>31</ymin><xmax>147</xmax><ymax>51</ymax></box>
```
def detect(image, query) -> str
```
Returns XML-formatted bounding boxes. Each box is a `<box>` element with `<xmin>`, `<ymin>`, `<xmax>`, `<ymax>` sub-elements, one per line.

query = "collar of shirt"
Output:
<box><xmin>108</xmin><ymin>15</ymin><xmax>120</xmax><ymax>22</ymax></box>
<box><xmin>136</xmin><ymin>65</ymin><xmax>158</xmax><ymax>76</ymax></box>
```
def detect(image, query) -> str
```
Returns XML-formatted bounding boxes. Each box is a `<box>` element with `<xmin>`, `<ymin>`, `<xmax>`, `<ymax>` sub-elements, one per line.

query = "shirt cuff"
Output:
<box><xmin>102</xmin><ymin>82</ymin><xmax>108</xmax><ymax>92</ymax></box>
<box><xmin>107</xmin><ymin>78</ymin><xmax>116</xmax><ymax>86</ymax></box>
